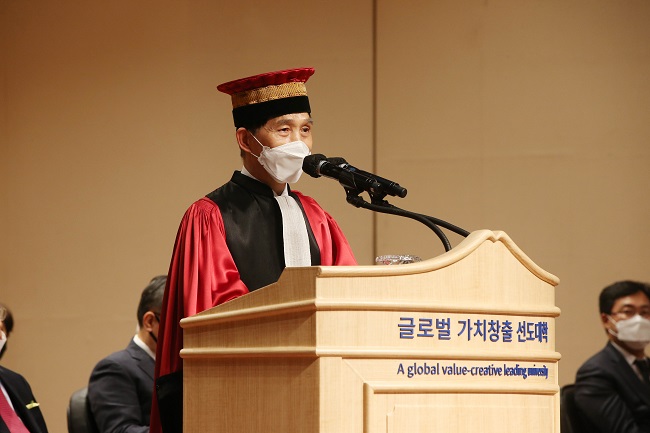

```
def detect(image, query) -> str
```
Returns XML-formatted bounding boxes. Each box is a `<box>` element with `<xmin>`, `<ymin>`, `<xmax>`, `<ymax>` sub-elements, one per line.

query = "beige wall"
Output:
<box><xmin>1</xmin><ymin>1</ymin><xmax>649</xmax><ymax>432</ymax></box>
<box><xmin>376</xmin><ymin>0</ymin><xmax>650</xmax><ymax>390</ymax></box>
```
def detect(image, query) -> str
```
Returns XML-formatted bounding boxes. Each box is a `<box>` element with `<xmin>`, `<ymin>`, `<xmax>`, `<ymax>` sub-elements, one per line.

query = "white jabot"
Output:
<box><xmin>240</xmin><ymin>168</ymin><xmax>311</xmax><ymax>267</ymax></box>
<box><xmin>274</xmin><ymin>195</ymin><xmax>311</xmax><ymax>266</ymax></box>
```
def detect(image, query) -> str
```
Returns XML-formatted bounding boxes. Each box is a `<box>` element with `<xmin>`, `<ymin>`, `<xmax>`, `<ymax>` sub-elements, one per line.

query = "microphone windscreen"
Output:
<box><xmin>302</xmin><ymin>154</ymin><xmax>327</xmax><ymax>178</ymax></box>
<box><xmin>327</xmin><ymin>156</ymin><xmax>347</xmax><ymax>166</ymax></box>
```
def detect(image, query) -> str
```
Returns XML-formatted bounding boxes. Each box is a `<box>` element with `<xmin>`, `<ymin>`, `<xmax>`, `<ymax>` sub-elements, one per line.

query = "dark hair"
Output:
<box><xmin>137</xmin><ymin>275</ymin><xmax>167</xmax><ymax>327</ymax></box>
<box><xmin>238</xmin><ymin>109</ymin><xmax>313</xmax><ymax>133</ymax></box>
<box><xmin>238</xmin><ymin>118</ymin><xmax>269</xmax><ymax>134</ymax></box>
<box><xmin>599</xmin><ymin>280</ymin><xmax>650</xmax><ymax>314</ymax></box>
<box><xmin>0</xmin><ymin>303</ymin><xmax>14</xmax><ymax>336</ymax></box>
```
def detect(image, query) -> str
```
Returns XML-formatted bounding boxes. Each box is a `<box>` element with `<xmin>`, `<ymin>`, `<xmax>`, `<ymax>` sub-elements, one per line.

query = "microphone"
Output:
<box><xmin>303</xmin><ymin>154</ymin><xmax>383</xmax><ymax>194</ymax></box>
<box><xmin>328</xmin><ymin>157</ymin><xmax>407</xmax><ymax>198</ymax></box>
<box><xmin>302</xmin><ymin>154</ymin><xmax>407</xmax><ymax>198</ymax></box>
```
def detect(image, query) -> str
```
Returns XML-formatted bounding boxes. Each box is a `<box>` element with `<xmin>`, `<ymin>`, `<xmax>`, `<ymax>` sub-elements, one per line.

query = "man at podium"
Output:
<box><xmin>150</xmin><ymin>67</ymin><xmax>357</xmax><ymax>433</ymax></box>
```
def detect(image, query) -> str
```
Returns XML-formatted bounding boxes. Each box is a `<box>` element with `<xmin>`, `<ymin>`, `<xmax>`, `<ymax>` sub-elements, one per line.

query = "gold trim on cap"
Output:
<box><xmin>231</xmin><ymin>82</ymin><xmax>307</xmax><ymax>108</ymax></box>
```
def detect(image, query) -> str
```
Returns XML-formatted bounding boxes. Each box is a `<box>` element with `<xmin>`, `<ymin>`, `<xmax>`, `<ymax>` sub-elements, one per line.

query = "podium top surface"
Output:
<box><xmin>312</xmin><ymin>230</ymin><xmax>558</xmax><ymax>284</ymax></box>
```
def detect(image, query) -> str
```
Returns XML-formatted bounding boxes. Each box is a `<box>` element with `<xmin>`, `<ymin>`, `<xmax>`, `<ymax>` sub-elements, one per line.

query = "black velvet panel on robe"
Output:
<box><xmin>206</xmin><ymin>171</ymin><xmax>321</xmax><ymax>292</ymax></box>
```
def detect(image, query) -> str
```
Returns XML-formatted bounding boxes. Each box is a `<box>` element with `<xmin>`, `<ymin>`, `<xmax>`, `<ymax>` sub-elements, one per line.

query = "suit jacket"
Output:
<box><xmin>0</xmin><ymin>365</ymin><xmax>48</xmax><ymax>433</ymax></box>
<box><xmin>88</xmin><ymin>339</ymin><xmax>154</xmax><ymax>433</ymax></box>
<box><xmin>574</xmin><ymin>342</ymin><xmax>650</xmax><ymax>433</ymax></box>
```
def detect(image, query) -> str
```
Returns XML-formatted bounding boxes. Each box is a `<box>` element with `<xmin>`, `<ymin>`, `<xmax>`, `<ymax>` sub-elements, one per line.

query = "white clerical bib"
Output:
<box><xmin>274</xmin><ymin>195</ymin><xmax>311</xmax><ymax>267</ymax></box>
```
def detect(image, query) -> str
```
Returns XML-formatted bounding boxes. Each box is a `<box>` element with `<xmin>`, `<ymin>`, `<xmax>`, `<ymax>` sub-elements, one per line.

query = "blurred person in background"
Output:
<box><xmin>574</xmin><ymin>280</ymin><xmax>650</xmax><ymax>433</ymax></box>
<box><xmin>0</xmin><ymin>304</ymin><xmax>12</xmax><ymax>360</ymax></box>
<box><xmin>87</xmin><ymin>276</ymin><xmax>166</xmax><ymax>433</ymax></box>
<box><xmin>0</xmin><ymin>304</ymin><xmax>49</xmax><ymax>433</ymax></box>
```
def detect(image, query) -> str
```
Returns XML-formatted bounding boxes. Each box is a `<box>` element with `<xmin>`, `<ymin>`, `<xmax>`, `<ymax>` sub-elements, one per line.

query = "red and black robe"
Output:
<box><xmin>150</xmin><ymin>171</ymin><xmax>356</xmax><ymax>433</ymax></box>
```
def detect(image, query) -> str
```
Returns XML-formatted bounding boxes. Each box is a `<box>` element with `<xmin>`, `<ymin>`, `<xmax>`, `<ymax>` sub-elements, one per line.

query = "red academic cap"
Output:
<box><xmin>217</xmin><ymin>67</ymin><xmax>315</xmax><ymax>128</ymax></box>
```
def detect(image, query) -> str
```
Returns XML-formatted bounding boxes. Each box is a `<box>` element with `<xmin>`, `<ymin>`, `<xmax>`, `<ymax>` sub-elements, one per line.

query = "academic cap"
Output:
<box><xmin>217</xmin><ymin>67</ymin><xmax>315</xmax><ymax>128</ymax></box>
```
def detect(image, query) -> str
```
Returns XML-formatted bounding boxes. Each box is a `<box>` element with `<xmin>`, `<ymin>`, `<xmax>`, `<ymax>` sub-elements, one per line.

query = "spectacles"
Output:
<box><xmin>611</xmin><ymin>308</ymin><xmax>650</xmax><ymax>320</ymax></box>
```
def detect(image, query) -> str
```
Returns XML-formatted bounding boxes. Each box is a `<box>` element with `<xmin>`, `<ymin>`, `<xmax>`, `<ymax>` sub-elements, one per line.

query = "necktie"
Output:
<box><xmin>634</xmin><ymin>359</ymin><xmax>650</xmax><ymax>386</ymax></box>
<box><xmin>0</xmin><ymin>390</ymin><xmax>30</xmax><ymax>433</ymax></box>
<box><xmin>274</xmin><ymin>195</ymin><xmax>311</xmax><ymax>267</ymax></box>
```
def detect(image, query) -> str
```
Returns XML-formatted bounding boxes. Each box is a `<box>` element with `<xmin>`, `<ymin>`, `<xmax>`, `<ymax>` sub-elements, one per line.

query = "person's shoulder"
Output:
<box><xmin>576</xmin><ymin>344</ymin><xmax>616</xmax><ymax>375</ymax></box>
<box><xmin>292</xmin><ymin>190</ymin><xmax>323</xmax><ymax>209</ymax></box>
<box><xmin>0</xmin><ymin>365</ymin><xmax>31</xmax><ymax>389</ymax></box>
<box><xmin>582</xmin><ymin>344</ymin><xmax>610</xmax><ymax>362</ymax></box>
<box><xmin>178</xmin><ymin>197</ymin><xmax>223</xmax><ymax>223</ymax></box>
<box><xmin>0</xmin><ymin>365</ymin><xmax>25</xmax><ymax>381</ymax></box>
<box><xmin>91</xmin><ymin>343</ymin><xmax>136</xmax><ymax>371</ymax></box>
<box><xmin>187</xmin><ymin>196</ymin><xmax>220</xmax><ymax>212</ymax></box>
<box><xmin>291</xmin><ymin>189</ymin><xmax>311</xmax><ymax>199</ymax></box>
<box><xmin>93</xmin><ymin>350</ymin><xmax>126</xmax><ymax>368</ymax></box>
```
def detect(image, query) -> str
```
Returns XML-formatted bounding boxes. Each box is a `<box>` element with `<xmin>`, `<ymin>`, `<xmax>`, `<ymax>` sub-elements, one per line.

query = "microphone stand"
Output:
<box><xmin>342</xmin><ymin>186</ymin><xmax>470</xmax><ymax>253</ymax></box>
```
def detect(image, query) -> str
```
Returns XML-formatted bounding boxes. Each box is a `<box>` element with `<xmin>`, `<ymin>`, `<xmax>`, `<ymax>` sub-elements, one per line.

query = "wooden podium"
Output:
<box><xmin>180</xmin><ymin>230</ymin><xmax>560</xmax><ymax>433</ymax></box>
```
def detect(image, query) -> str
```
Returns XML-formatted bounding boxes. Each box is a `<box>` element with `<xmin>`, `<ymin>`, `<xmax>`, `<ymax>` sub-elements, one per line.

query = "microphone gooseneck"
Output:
<box><xmin>302</xmin><ymin>153</ymin><xmax>469</xmax><ymax>253</ymax></box>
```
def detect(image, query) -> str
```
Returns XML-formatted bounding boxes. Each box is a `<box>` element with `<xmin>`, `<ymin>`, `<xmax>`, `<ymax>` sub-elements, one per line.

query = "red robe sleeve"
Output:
<box><xmin>150</xmin><ymin>198</ymin><xmax>249</xmax><ymax>433</ymax></box>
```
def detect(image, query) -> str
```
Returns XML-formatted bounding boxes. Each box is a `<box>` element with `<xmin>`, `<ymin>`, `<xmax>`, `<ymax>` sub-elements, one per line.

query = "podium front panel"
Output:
<box><xmin>181</xmin><ymin>230</ymin><xmax>561</xmax><ymax>433</ymax></box>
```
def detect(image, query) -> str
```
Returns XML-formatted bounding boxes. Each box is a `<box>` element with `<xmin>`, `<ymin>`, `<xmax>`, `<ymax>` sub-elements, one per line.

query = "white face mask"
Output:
<box><xmin>250</xmin><ymin>134</ymin><xmax>311</xmax><ymax>184</ymax></box>
<box><xmin>0</xmin><ymin>331</ymin><xmax>6</xmax><ymax>354</ymax></box>
<box><xmin>609</xmin><ymin>315</ymin><xmax>650</xmax><ymax>350</ymax></box>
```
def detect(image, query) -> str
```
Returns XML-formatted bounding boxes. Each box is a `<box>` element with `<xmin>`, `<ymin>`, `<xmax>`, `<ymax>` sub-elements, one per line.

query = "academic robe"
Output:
<box><xmin>150</xmin><ymin>171</ymin><xmax>356</xmax><ymax>433</ymax></box>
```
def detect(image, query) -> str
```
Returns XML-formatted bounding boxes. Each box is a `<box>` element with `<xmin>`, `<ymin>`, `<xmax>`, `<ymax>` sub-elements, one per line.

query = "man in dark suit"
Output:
<box><xmin>574</xmin><ymin>280</ymin><xmax>650</xmax><ymax>433</ymax></box>
<box><xmin>0</xmin><ymin>305</ymin><xmax>48</xmax><ymax>433</ymax></box>
<box><xmin>88</xmin><ymin>276</ymin><xmax>166</xmax><ymax>433</ymax></box>
<box><xmin>0</xmin><ymin>304</ymin><xmax>12</xmax><ymax>360</ymax></box>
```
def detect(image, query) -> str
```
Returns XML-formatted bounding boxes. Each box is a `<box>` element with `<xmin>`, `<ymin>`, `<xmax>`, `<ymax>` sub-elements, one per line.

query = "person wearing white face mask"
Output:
<box><xmin>150</xmin><ymin>68</ymin><xmax>357</xmax><ymax>433</ymax></box>
<box><xmin>573</xmin><ymin>280</ymin><xmax>650</xmax><ymax>433</ymax></box>
<box><xmin>0</xmin><ymin>305</ymin><xmax>49</xmax><ymax>433</ymax></box>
